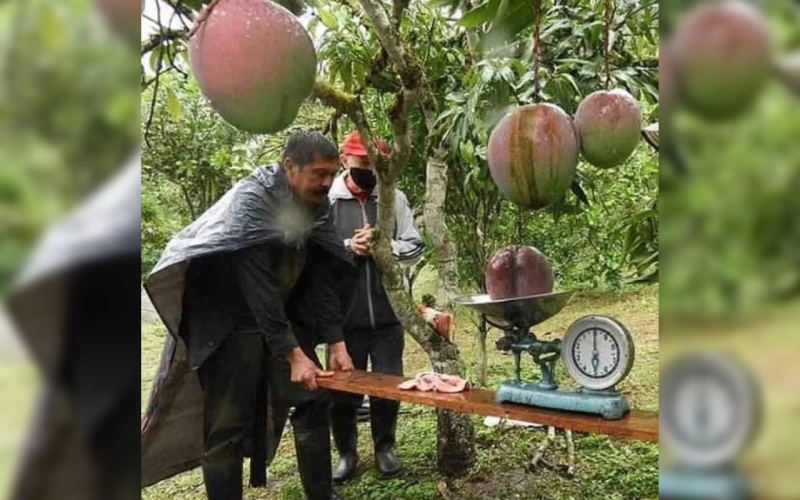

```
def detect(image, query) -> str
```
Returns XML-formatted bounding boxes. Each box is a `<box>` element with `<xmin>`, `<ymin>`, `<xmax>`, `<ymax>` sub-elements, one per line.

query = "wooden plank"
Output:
<box><xmin>318</xmin><ymin>370</ymin><xmax>658</xmax><ymax>443</ymax></box>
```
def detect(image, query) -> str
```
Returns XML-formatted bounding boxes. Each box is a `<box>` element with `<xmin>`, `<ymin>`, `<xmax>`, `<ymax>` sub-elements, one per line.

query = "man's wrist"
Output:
<box><xmin>329</xmin><ymin>341</ymin><xmax>347</xmax><ymax>354</ymax></box>
<box><xmin>286</xmin><ymin>347</ymin><xmax>305</xmax><ymax>362</ymax></box>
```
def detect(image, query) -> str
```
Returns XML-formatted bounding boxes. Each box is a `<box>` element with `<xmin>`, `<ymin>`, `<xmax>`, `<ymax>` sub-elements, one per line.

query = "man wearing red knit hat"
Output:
<box><xmin>328</xmin><ymin>131</ymin><xmax>424</xmax><ymax>482</ymax></box>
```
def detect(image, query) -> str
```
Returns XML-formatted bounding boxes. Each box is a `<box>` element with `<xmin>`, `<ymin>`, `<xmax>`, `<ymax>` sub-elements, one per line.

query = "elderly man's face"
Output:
<box><xmin>284</xmin><ymin>156</ymin><xmax>339</xmax><ymax>206</ymax></box>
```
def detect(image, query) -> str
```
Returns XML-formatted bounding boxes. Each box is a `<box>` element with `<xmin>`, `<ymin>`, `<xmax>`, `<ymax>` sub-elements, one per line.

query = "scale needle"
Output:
<box><xmin>592</xmin><ymin>330</ymin><xmax>600</xmax><ymax>375</ymax></box>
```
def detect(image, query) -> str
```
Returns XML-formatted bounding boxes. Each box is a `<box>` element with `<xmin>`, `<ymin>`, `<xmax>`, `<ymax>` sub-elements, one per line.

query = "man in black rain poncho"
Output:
<box><xmin>142</xmin><ymin>131</ymin><xmax>354</xmax><ymax>500</ymax></box>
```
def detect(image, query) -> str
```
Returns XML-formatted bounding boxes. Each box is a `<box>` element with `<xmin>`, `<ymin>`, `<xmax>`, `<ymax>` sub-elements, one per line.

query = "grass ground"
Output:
<box><xmin>141</xmin><ymin>280</ymin><xmax>660</xmax><ymax>500</ymax></box>
<box><xmin>0</xmin><ymin>357</ymin><xmax>38</xmax><ymax>496</ymax></box>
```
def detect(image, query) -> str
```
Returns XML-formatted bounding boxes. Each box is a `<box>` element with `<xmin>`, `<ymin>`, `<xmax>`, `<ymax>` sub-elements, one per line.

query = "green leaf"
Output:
<box><xmin>642</xmin><ymin>83</ymin><xmax>659</xmax><ymax>104</ymax></box>
<box><xmin>182</xmin><ymin>0</ymin><xmax>208</xmax><ymax>11</ymax></box>
<box><xmin>540</xmin><ymin>19</ymin><xmax>571</xmax><ymax>39</ymax></box>
<box><xmin>318</xmin><ymin>8</ymin><xmax>338</xmax><ymax>30</ymax></box>
<box><xmin>340</xmin><ymin>62</ymin><xmax>353</xmax><ymax>92</ymax></box>
<box><xmin>149</xmin><ymin>46</ymin><xmax>163</xmax><ymax>73</ymax></box>
<box><xmin>479</xmin><ymin>63</ymin><xmax>496</xmax><ymax>84</ymax></box>
<box><xmin>328</xmin><ymin>63</ymin><xmax>339</xmax><ymax>84</ymax></box>
<box><xmin>166</xmin><ymin>88</ymin><xmax>183</xmax><ymax>122</ymax></box>
<box><xmin>556</xmin><ymin>58</ymin><xmax>593</xmax><ymax>67</ymax></box>
<box><xmin>354</xmin><ymin>62</ymin><xmax>367</xmax><ymax>87</ymax></box>
<box><xmin>38</xmin><ymin>5</ymin><xmax>64</xmax><ymax>50</ymax></box>
<box><xmin>497</xmin><ymin>65</ymin><xmax>515</xmax><ymax>85</ymax></box>
<box><xmin>429</xmin><ymin>0</ymin><xmax>459</xmax><ymax>7</ymax></box>
<box><xmin>560</xmin><ymin>73</ymin><xmax>581</xmax><ymax>95</ymax></box>
<box><xmin>571</xmin><ymin>181</ymin><xmax>589</xmax><ymax>206</ymax></box>
<box><xmin>477</xmin><ymin>0</ymin><xmax>534</xmax><ymax>52</ymax></box>
<box><xmin>458</xmin><ymin>0</ymin><xmax>501</xmax><ymax>28</ymax></box>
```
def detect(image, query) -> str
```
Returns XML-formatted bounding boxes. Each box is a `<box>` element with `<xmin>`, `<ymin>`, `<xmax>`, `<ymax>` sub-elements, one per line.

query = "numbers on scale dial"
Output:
<box><xmin>572</xmin><ymin>328</ymin><xmax>620</xmax><ymax>379</ymax></box>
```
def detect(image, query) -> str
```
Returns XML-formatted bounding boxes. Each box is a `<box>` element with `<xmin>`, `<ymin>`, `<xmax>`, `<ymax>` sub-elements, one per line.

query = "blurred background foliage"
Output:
<box><xmin>0</xmin><ymin>0</ymin><xmax>139</xmax><ymax>294</ymax></box>
<box><xmin>659</xmin><ymin>0</ymin><xmax>800</xmax><ymax>320</ymax></box>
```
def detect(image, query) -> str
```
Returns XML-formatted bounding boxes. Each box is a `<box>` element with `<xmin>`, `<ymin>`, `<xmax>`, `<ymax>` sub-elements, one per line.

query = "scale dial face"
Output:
<box><xmin>660</xmin><ymin>352</ymin><xmax>760</xmax><ymax>468</ymax></box>
<box><xmin>562</xmin><ymin>316</ymin><xmax>635</xmax><ymax>390</ymax></box>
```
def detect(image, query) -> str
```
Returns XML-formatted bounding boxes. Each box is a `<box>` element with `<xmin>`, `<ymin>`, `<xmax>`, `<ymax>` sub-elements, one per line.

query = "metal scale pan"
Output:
<box><xmin>453</xmin><ymin>291</ymin><xmax>575</xmax><ymax>330</ymax></box>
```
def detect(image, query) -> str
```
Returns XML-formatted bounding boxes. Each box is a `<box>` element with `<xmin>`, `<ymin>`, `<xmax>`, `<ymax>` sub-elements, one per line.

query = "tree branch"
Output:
<box><xmin>144</xmin><ymin>49</ymin><xmax>165</xmax><ymax>149</ymax></box>
<box><xmin>163</xmin><ymin>0</ymin><xmax>197</xmax><ymax>27</ymax></box>
<box><xmin>306</xmin><ymin>0</ymin><xmax>466</xmax><ymax>375</ymax></box>
<box><xmin>176</xmin><ymin>181</ymin><xmax>197</xmax><ymax>219</ymax></box>
<box><xmin>311</xmin><ymin>81</ymin><xmax>361</xmax><ymax>116</ymax></box>
<box><xmin>393</xmin><ymin>0</ymin><xmax>410</xmax><ymax>31</ymax></box>
<box><xmin>388</xmin><ymin>89</ymin><xmax>413</xmax><ymax>177</ymax></box>
<box><xmin>614</xmin><ymin>0</ymin><xmax>652</xmax><ymax>32</ymax></box>
<box><xmin>141</xmin><ymin>28</ymin><xmax>188</xmax><ymax>57</ymax></box>
<box><xmin>141</xmin><ymin>67</ymin><xmax>170</xmax><ymax>91</ymax></box>
<box><xmin>314</xmin><ymin>81</ymin><xmax>462</xmax><ymax>371</ymax></box>
<box><xmin>359</xmin><ymin>0</ymin><xmax>409</xmax><ymax>79</ymax></box>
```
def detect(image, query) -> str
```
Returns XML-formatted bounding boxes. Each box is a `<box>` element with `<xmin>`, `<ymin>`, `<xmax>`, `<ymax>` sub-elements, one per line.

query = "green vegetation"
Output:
<box><xmin>142</xmin><ymin>282</ymin><xmax>659</xmax><ymax>500</ymax></box>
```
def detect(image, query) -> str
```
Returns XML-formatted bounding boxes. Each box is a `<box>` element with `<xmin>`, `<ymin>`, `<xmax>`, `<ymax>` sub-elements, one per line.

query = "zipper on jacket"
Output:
<box><xmin>359</xmin><ymin>200</ymin><xmax>377</xmax><ymax>330</ymax></box>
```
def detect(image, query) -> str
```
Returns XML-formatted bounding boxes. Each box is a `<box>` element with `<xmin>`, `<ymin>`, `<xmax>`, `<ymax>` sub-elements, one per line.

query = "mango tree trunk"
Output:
<box><xmin>371</xmin><ymin>171</ymin><xmax>476</xmax><ymax>476</ymax></box>
<box><xmin>424</xmin><ymin>150</ymin><xmax>460</xmax><ymax>308</ymax></box>
<box><xmin>476</xmin><ymin>316</ymin><xmax>489</xmax><ymax>387</ymax></box>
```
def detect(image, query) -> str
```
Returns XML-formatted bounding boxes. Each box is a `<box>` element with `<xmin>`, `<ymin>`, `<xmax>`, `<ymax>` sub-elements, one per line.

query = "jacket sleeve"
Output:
<box><xmin>392</xmin><ymin>191</ymin><xmax>424</xmax><ymax>268</ymax></box>
<box><xmin>305</xmin><ymin>250</ymin><xmax>345</xmax><ymax>345</ymax></box>
<box><xmin>235</xmin><ymin>244</ymin><xmax>299</xmax><ymax>357</ymax></box>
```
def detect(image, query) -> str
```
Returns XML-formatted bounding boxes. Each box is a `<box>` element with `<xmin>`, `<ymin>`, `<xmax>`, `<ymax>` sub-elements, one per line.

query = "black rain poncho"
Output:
<box><xmin>140</xmin><ymin>164</ymin><xmax>352</xmax><ymax>486</ymax></box>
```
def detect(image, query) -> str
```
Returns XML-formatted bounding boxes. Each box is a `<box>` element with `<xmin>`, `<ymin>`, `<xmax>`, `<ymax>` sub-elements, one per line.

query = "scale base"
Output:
<box><xmin>495</xmin><ymin>381</ymin><xmax>630</xmax><ymax>420</ymax></box>
<box><xmin>659</xmin><ymin>467</ymin><xmax>752</xmax><ymax>500</ymax></box>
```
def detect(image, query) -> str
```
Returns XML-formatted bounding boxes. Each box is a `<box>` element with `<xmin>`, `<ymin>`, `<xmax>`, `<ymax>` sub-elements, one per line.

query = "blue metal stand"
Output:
<box><xmin>496</xmin><ymin>381</ymin><xmax>630</xmax><ymax>420</ymax></box>
<box><xmin>492</xmin><ymin>325</ymin><xmax>630</xmax><ymax>420</ymax></box>
<box><xmin>659</xmin><ymin>467</ymin><xmax>751</xmax><ymax>500</ymax></box>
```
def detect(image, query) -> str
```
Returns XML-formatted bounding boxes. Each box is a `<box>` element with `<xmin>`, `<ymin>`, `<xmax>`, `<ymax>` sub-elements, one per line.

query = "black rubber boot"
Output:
<box><xmin>332</xmin><ymin>452</ymin><xmax>359</xmax><ymax>484</ymax></box>
<box><xmin>375</xmin><ymin>448</ymin><xmax>401</xmax><ymax>479</ymax></box>
<box><xmin>294</xmin><ymin>424</ymin><xmax>334</xmax><ymax>499</ymax></box>
<box><xmin>198</xmin><ymin>332</ymin><xmax>266</xmax><ymax>500</ymax></box>
<box><xmin>331</xmin><ymin>392</ymin><xmax>360</xmax><ymax>484</ymax></box>
<box><xmin>371</xmin><ymin>396</ymin><xmax>401</xmax><ymax>479</ymax></box>
<box><xmin>202</xmin><ymin>447</ymin><xmax>244</xmax><ymax>500</ymax></box>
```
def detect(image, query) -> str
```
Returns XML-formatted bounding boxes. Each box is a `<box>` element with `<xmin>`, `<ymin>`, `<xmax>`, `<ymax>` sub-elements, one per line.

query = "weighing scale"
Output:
<box><xmin>642</xmin><ymin>122</ymin><xmax>659</xmax><ymax>150</ymax></box>
<box><xmin>659</xmin><ymin>352</ymin><xmax>760</xmax><ymax>500</ymax></box>
<box><xmin>454</xmin><ymin>292</ymin><xmax>635</xmax><ymax>420</ymax></box>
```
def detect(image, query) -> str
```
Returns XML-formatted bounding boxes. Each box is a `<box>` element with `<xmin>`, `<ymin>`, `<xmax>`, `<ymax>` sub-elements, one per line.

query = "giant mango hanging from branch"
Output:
<box><xmin>188</xmin><ymin>0</ymin><xmax>317</xmax><ymax>133</ymax></box>
<box><xmin>575</xmin><ymin>88</ymin><xmax>643</xmax><ymax>169</ymax></box>
<box><xmin>486</xmin><ymin>103</ymin><xmax>579</xmax><ymax>209</ymax></box>
<box><xmin>484</xmin><ymin>0</ymin><xmax>578</xmax><ymax>210</ymax></box>
<box><xmin>573</xmin><ymin>0</ymin><xmax>642</xmax><ymax>170</ymax></box>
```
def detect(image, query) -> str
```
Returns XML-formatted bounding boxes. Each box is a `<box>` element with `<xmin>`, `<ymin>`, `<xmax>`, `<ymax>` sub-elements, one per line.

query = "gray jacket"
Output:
<box><xmin>329</xmin><ymin>173</ymin><xmax>424</xmax><ymax>331</ymax></box>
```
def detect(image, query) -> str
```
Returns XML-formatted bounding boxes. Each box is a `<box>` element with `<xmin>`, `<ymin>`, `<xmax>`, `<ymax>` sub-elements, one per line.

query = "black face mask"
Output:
<box><xmin>349</xmin><ymin>167</ymin><xmax>377</xmax><ymax>192</ymax></box>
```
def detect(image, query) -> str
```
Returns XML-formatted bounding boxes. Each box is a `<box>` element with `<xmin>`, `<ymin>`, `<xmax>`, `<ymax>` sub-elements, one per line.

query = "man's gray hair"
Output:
<box><xmin>282</xmin><ymin>130</ymin><xmax>338</xmax><ymax>168</ymax></box>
